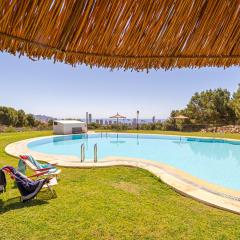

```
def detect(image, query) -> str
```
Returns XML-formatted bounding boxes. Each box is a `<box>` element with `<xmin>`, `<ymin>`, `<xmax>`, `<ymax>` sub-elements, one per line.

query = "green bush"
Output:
<box><xmin>88</xmin><ymin>122</ymin><xmax>100</xmax><ymax>129</ymax></box>
<box><xmin>4</xmin><ymin>126</ymin><xmax>16</xmax><ymax>133</ymax></box>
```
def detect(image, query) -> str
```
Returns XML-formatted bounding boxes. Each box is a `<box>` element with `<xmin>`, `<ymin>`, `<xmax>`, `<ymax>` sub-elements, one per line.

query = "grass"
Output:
<box><xmin>1</xmin><ymin>131</ymin><xmax>240</xmax><ymax>240</ymax></box>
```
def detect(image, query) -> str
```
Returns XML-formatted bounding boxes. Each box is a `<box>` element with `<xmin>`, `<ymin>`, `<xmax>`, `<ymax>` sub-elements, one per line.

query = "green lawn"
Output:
<box><xmin>1</xmin><ymin>131</ymin><xmax>240</xmax><ymax>240</ymax></box>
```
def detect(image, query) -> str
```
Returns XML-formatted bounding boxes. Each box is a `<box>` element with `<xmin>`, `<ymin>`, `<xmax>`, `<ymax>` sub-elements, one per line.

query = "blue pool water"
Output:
<box><xmin>28</xmin><ymin>133</ymin><xmax>240</xmax><ymax>191</ymax></box>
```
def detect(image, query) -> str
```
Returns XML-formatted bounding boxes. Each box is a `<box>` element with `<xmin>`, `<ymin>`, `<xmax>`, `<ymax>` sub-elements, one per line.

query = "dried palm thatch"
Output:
<box><xmin>0</xmin><ymin>0</ymin><xmax>239</xmax><ymax>70</ymax></box>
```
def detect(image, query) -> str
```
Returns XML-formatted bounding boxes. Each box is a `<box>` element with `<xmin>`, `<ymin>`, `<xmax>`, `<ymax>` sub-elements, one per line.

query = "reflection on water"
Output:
<box><xmin>187</xmin><ymin>139</ymin><xmax>240</xmax><ymax>162</ymax></box>
<box><xmin>53</xmin><ymin>134</ymin><xmax>88</xmax><ymax>143</ymax></box>
<box><xmin>110</xmin><ymin>141</ymin><xmax>126</xmax><ymax>144</ymax></box>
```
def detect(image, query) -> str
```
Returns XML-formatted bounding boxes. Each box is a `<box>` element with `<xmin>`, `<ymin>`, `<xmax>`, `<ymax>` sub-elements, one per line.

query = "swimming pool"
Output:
<box><xmin>28</xmin><ymin>133</ymin><xmax>240</xmax><ymax>191</ymax></box>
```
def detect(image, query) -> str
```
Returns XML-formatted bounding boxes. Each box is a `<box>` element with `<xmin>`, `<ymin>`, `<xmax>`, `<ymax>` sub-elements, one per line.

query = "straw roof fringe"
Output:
<box><xmin>0</xmin><ymin>0</ymin><xmax>239</xmax><ymax>70</ymax></box>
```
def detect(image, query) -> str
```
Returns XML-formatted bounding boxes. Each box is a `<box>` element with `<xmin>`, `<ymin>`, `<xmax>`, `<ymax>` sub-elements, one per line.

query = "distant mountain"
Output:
<box><xmin>34</xmin><ymin>114</ymin><xmax>55</xmax><ymax>123</ymax></box>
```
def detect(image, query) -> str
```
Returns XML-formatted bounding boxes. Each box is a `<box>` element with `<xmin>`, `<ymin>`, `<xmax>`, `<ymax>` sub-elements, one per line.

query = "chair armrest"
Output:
<box><xmin>34</xmin><ymin>167</ymin><xmax>53</xmax><ymax>172</ymax></box>
<box><xmin>29</xmin><ymin>171</ymin><xmax>49</xmax><ymax>178</ymax></box>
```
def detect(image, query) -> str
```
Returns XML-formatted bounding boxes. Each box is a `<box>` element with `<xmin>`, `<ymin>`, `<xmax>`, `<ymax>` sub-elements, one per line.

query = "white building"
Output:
<box><xmin>53</xmin><ymin>120</ymin><xmax>87</xmax><ymax>135</ymax></box>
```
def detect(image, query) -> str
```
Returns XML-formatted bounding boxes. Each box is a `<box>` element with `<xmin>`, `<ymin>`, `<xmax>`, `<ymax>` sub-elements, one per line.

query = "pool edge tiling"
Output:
<box><xmin>5</xmin><ymin>133</ymin><xmax>240</xmax><ymax>215</ymax></box>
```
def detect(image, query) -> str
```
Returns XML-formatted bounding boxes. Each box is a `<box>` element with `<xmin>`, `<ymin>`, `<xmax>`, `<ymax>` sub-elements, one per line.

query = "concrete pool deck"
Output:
<box><xmin>5</xmin><ymin>134</ymin><xmax>240</xmax><ymax>215</ymax></box>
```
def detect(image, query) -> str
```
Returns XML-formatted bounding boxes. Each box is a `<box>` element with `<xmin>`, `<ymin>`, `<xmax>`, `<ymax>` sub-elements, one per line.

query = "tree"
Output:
<box><xmin>8</xmin><ymin>108</ymin><xmax>18</xmax><ymax>126</ymax></box>
<box><xmin>230</xmin><ymin>84</ymin><xmax>240</xmax><ymax>123</ymax></box>
<box><xmin>0</xmin><ymin>106</ymin><xmax>46</xmax><ymax>128</ymax></box>
<box><xmin>0</xmin><ymin>106</ymin><xmax>10</xmax><ymax>125</ymax></box>
<box><xmin>48</xmin><ymin>119</ymin><xmax>53</xmax><ymax>126</ymax></box>
<box><xmin>17</xmin><ymin>109</ymin><xmax>27</xmax><ymax>127</ymax></box>
<box><xmin>185</xmin><ymin>88</ymin><xmax>235</xmax><ymax>124</ymax></box>
<box><xmin>26</xmin><ymin>114</ymin><xmax>36</xmax><ymax>127</ymax></box>
<box><xmin>0</xmin><ymin>107</ymin><xmax>18</xmax><ymax>126</ymax></box>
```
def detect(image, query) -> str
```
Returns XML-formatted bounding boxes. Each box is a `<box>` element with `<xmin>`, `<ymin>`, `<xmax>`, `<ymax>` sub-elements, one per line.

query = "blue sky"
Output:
<box><xmin>0</xmin><ymin>52</ymin><xmax>239</xmax><ymax>119</ymax></box>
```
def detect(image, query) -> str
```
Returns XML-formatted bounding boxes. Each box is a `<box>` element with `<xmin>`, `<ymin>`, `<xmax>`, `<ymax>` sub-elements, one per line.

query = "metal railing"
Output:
<box><xmin>81</xmin><ymin>143</ymin><xmax>85</xmax><ymax>162</ymax></box>
<box><xmin>94</xmin><ymin>144</ymin><xmax>97</xmax><ymax>163</ymax></box>
<box><xmin>80</xmin><ymin>143</ymin><xmax>98</xmax><ymax>163</ymax></box>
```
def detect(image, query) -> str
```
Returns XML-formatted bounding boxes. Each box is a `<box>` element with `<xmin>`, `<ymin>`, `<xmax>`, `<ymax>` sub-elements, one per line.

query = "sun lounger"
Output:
<box><xmin>18</xmin><ymin>155</ymin><xmax>61</xmax><ymax>178</ymax></box>
<box><xmin>2</xmin><ymin>166</ymin><xmax>54</xmax><ymax>202</ymax></box>
<box><xmin>0</xmin><ymin>169</ymin><xmax>6</xmax><ymax>194</ymax></box>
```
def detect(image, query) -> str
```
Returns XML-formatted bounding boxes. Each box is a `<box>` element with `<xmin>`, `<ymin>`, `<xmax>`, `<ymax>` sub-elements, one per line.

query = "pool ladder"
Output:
<box><xmin>94</xmin><ymin>144</ymin><xmax>98</xmax><ymax>163</ymax></box>
<box><xmin>80</xmin><ymin>143</ymin><xmax>98</xmax><ymax>163</ymax></box>
<box><xmin>81</xmin><ymin>143</ymin><xmax>85</xmax><ymax>162</ymax></box>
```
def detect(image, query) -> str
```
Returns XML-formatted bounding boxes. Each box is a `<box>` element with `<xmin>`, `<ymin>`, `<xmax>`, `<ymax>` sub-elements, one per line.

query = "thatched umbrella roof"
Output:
<box><xmin>173</xmin><ymin>115</ymin><xmax>189</xmax><ymax>120</ymax></box>
<box><xmin>110</xmin><ymin>113</ymin><xmax>126</xmax><ymax>126</ymax></box>
<box><xmin>110</xmin><ymin>113</ymin><xmax>126</xmax><ymax>119</ymax></box>
<box><xmin>0</xmin><ymin>0</ymin><xmax>239</xmax><ymax>70</ymax></box>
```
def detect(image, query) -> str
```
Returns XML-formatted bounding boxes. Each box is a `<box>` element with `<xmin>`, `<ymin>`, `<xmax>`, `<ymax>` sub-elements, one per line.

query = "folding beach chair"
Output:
<box><xmin>18</xmin><ymin>155</ymin><xmax>61</xmax><ymax>179</ymax></box>
<box><xmin>0</xmin><ymin>169</ymin><xmax>6</xmax><ymax>194</ymax></box>
<box><xmin>2</xmin><ymin>166</ymin><xmax>55</xmax><ymax>202</ymax></box>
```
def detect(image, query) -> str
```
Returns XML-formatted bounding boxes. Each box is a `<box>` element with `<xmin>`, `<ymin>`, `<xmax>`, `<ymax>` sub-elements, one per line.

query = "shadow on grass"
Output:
<box><xmin>0</xmin><ymin>189</ymin><xmax>57</xmax><ymax>214</ymax></box>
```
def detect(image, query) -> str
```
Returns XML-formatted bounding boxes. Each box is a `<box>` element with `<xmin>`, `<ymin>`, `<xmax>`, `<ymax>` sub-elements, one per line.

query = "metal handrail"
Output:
<box><xmin>81</xmin><ymin>143</ymin><xmax>85</xmax><ymax>162</ymax></box>
<box><xmin>94</xmin><ymin>144</ymin><xmax>97</xmax><ymax>163</ymax></box>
